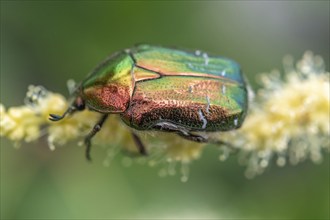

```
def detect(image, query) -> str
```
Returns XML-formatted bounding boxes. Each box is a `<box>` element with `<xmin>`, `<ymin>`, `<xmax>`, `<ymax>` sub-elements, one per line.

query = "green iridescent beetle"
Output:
<box><xmin>50</xmin><ymin>44</ymin><xmax>248</xmax><ymax>160</ymax></box>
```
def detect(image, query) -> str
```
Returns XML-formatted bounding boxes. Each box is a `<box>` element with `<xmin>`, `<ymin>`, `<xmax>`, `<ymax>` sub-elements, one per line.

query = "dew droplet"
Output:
<box><xmin>203</xmin><ymin>53</ymin><xmax>209</xmax><ymax>65</ymax></box>
<box><xmin>219</xmin><ymin>146</ymin><xmax>230</xmax><ymax>161</ymax></box>
<box><xmin>48</xmin><ymin>142</ymin><xmax>56</xmax><ymax>151</ymax></box>
<box><xmin>276</xmin><ymin>156</ymin><xmax>286</xmax><ymax>167</ymax></box>
<box><xmin>260</xmin><ymin>159</ymin><xmax>269</xmax><ymax>168</ymax></box>
<box><xmin>221</xmin><ymin>85</ymin><xmax>226</xmax><ymax>95</ymax></box>
<box><xmin>219</xmin><ymin>154</ymin><xmax>227</xmax><ymax>161</ymax></box>
<box><xmin>180</xmin><ymin>162</ymin><xmax>190</xmax><ymax>182</ymax></box>
<box><xmin>181</xmin><ymin>176</ymin><xmax>188</xmax><ymax>182</ymax></box>
<box><xmin>195</xmin><ymin>50</ymin><xmax>201</xmax><ymax>56</ymax></box>
<box><xmin>234</xmin><ymin>118</ymin><xmax>238</xmax><ymax>126</ymax></box>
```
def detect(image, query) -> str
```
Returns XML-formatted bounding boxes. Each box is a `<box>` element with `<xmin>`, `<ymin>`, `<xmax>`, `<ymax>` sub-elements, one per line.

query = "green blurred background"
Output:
<box><xmin>1</xmin><ymin>1</ymin><xmax>329</xmax><ymax>219</ymax></box>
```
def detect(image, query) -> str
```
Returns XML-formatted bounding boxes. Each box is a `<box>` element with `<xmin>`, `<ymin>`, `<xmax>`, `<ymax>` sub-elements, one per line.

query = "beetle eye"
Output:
<box><xmin>74</xmin><ymin>96</ymin><xmax>85</xmax><ymax>111</ymax></box>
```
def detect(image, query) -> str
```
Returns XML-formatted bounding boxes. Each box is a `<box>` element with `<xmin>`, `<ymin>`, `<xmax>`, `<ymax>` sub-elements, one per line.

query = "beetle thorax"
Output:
<box><xmin>83</xmin><ymin>83</ymin><xmax>130</xmax><ymax>113</ymax></box>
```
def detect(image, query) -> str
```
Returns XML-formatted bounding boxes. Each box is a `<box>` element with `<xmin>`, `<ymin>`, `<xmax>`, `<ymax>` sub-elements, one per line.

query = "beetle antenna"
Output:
<box><xmin>49</xmin><ymin>106</ymin><xmax>76</xmax><ymax>121</ymax></box>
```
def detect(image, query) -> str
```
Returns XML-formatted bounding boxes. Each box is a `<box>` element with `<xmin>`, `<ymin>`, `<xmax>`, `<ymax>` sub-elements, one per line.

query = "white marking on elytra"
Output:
<box><xmin>198</xmin><ymin>109</ymin><xmax>207</xmax><ymax>129</ymax></box>
<box><xmin>202</xmin><ymin>53</ymin><xmax>209</xmax><ymax>65</ymax></box>
<box><xmin>221</xmin><ymin>70</ymin><xmax>226</xmax><ymax>76</ymax></box>
<box><xmin>234</xmin><ymin>118</ymin><xmax>238</xmax><ymax>126</ymax></box>
<box><xmin>188</xmin><ymin>86</ymin><xmax>193</xmax><ymax>93</ymax></box>
<box><xmin>205</xmin><ymin>95</ymin><xmax>210</xmax><ymax>114</ymax></box>
<box><xmin>195</xmin><ymin>50</ymin><xmax>201</xmax><ymax>56</ymax></box>
<box><xmin>221</xmin><ymin>85</ymin><xmax>226</xmax><ymax>95</ymax></box>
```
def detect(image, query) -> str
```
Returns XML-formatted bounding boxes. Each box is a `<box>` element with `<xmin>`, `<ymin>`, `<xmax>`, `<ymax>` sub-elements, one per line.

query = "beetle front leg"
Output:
<box><xmin>84</xmin><ymin>114</ymin><xmax>109</xmax><ymax>161</ymax></box>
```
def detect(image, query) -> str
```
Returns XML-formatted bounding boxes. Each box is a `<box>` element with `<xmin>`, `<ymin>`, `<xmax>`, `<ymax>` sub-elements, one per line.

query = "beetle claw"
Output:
<box><xmin>85</xmin><ymin>139</ymin><xmax>92</xmax><ymax>162</ymax></box>
<box><xmin>49</xmin><ymin>114</ymin><xmax>64</xmax><ymax>121</ymax></box>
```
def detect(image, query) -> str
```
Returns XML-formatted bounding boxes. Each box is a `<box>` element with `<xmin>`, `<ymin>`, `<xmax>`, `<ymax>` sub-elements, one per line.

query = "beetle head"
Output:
<box><xmin>73</xmin><ymin>95</ymin><xmax>85</xmax><ymax>111</ymax></box>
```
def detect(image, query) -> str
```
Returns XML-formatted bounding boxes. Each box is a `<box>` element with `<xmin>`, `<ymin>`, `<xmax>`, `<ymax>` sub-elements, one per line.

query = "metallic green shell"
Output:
<box><xmin>80</xmin><ymin>44</ymin><xmax>248</xmax><ymax>132</ymax></box>
<box><xmin>131</xmin><ymin>44</ymin><xmax>245</xmax><ymax>85</ymax></box>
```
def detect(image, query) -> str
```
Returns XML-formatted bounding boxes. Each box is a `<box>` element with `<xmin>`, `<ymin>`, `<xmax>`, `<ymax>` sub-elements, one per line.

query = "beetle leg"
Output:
<box><xmin>131</xmin><ymin>132</ymin><xmax>148</xmax><ymax>156</ymax></box>
<box><xmin>177</xmin><ymin>132</ymin><xmax>208</xmax><ymax>143</ymax></box>
<box><xmin>84</xmin><ymin>114</ymin><xmax>109</xmax><ymax>161</ymax></box>
<box><xmin>153</xmin><ymin>121</ymin><xmax>233</xmax><ymax>147</ymax></box>
<box><xmin>178</xmin><ymin>132</ymin><xmax>236</xmax><ymax>149</ymax></box>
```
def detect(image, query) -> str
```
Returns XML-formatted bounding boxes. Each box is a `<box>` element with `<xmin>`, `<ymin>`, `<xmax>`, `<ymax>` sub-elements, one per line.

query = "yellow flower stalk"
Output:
<box><xmin>218</xmin><ymin>51</ymin><xmax>330</xmax><ymax>178</ymax></box>
<box><xmin>0</xmin><ymin>51</ymin><xmax>329</xmax><ymax>180</ymax></box>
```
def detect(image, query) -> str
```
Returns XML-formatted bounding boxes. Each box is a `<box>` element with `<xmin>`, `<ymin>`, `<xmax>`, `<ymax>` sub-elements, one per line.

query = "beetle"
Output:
<box><xmin>49</xmin><ymin>44</ymin><xmax>248</xmax><ymax>160</ymax></box>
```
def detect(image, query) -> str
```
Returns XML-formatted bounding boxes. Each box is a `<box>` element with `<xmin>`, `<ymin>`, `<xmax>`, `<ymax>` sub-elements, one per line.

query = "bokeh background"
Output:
<box><xmin>1</xmin><ymin>1</ymin><xmax>329</xmax><ymax>219</ymax></box>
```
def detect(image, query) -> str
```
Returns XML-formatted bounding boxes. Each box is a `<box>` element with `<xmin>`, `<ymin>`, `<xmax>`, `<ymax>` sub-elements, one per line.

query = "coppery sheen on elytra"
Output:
<box><xmin>121</xmin><ymin>77</ymin><xmax>234</xmax><ymax>131</ymax></box>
